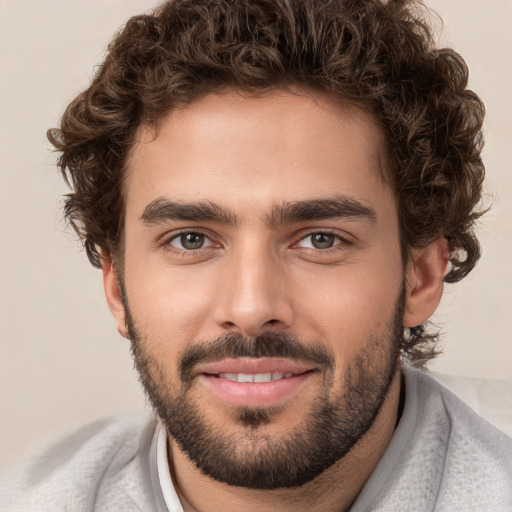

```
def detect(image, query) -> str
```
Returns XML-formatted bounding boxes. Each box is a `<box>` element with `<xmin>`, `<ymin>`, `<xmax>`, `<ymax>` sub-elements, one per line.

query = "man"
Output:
<box><xmin>1</xmin><ymin>0</ymin><xmax>511</xmax><ymax>510</ymax></box>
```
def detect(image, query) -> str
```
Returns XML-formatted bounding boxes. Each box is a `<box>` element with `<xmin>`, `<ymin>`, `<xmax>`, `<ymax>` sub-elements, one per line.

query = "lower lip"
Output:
<box><xmin>199</xmin><ymin>372</ymin><xmax>312</xmax><ymax>408</ymax></box>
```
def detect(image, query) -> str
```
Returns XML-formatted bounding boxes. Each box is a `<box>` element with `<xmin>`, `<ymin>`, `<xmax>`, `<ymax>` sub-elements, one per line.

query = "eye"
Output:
<box><xmin>297</xmin><ymin>232</ymin><xmax>342</xmax><ymax>250</ymax></box>
<box><xmin>168</xmin><ymin>232</ymin><xmax>212</xmax><ymax>251</ymax></box>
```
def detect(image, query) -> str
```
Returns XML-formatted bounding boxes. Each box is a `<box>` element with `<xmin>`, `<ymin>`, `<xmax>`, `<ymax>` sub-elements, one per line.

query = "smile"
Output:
<box><xmin>194</xmin><ymin>358</ymin><xmax>315</xmax><ymax>408</ymax></box>
<box><xmin>216</xmin><ymin>372</ymin><xmax>294</xmax><ymax>383</ymax></box>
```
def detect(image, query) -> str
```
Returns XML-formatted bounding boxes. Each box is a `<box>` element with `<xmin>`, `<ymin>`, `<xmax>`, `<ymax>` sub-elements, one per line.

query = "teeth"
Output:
<box><xmin>218</xmin><ymin>372</ymin><xmax>294</xmax><ymax>383</ymax></box>
<box><xmin>220</xmin><ymin>373</ymin><xmax>238</xmax><ymax>381</ymax></box>
<box><xmin>254</xmin><ymin>373</ymin><xmax>272</xmax><ymax>383</ymax></box>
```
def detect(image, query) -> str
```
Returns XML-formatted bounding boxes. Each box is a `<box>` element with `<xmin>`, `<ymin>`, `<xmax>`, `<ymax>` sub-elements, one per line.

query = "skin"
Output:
<box><xmin>103</xmin><ymin>89</ymin><xmax>447</xmax><ymax>512</ymax></box>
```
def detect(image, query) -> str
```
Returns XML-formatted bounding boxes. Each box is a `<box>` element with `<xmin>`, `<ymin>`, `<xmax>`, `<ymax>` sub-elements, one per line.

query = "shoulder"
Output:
<box><xmin>0</xmin><ymin>414</ymin><xmax>159</xmax><ymax>512</ymax></box>
<box><xmin>355</xmin><ymin>366</ymin><xmax>512</xmax><ymax>512</ymax></box>
<box><xmin>407</xmin><ymin>366</ymin><xmax>512</xmax><ymax>510</ymax></box>
<box><xmin>411</xmin><ymin>365</ymin><xmax>512</xmax><ymax>448</ymax></box>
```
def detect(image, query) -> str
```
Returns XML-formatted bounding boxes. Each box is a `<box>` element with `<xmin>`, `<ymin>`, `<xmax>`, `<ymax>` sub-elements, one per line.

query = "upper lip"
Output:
<box><xmin>194</xmin><ymin>357</ymin><xmax>315</xmax><ymax>377</ymax></box>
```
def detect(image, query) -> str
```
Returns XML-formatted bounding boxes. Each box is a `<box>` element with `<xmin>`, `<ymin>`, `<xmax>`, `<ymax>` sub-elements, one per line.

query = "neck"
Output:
<box><xmin>168</xmin><ymin>369</ymin><xmax>402</xmax><ymax>512</ymax></box>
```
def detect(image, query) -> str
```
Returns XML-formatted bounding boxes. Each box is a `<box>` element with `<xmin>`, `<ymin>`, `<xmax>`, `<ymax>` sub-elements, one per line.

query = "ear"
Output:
<box><xmin>101</xmin><ymin>256</ymin><xmax>128</xmax><ymax>339</ymax></box>
<box><xmin>404</xmin><ymin>238</ymin><xmax>449</xmax><ymax>328</ymax></box>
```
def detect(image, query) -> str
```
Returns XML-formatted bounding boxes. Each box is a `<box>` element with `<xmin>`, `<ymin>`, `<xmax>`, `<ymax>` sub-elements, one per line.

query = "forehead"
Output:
<box><xmin>124</xmin><ymin>89</ymin><xmax>393</xmax><ymax>220</ymax></box>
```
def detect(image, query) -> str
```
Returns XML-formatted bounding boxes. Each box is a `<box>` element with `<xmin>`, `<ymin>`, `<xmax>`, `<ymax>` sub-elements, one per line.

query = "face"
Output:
<box><xmin>111</xmin><ymin>89</ymin><xmax>409</xmax><ymax>488</ymax></box>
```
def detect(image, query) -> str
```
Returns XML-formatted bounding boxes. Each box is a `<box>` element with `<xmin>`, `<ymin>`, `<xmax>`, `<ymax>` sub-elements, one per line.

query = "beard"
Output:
<box><xmin>123</xmin><ymin>286</ymin><xmax>404</xmax><ymax>490</ymax></box>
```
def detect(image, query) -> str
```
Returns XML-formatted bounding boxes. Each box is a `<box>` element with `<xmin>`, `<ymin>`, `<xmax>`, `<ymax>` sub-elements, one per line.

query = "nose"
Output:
<box><xmin>213</xmin><ymin>242</ymin><xmax>294</xmax><ymax>337</ymax></box>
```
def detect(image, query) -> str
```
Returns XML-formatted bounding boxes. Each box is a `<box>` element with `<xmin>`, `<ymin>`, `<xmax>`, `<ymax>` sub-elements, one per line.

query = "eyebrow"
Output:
<box><xmin>139</xmin><ymin>195</ymin><xmax>376</xmax><ymax>227</ymax></box>
<box><xmin>140</xmin><ymin>197</ymin><xmax>238</xmax><ymax>226</ymax></box>
<box><xmin>267</xmin><ymin>196</ymin><xmax>377</xmax><ymax>227</ymax></box>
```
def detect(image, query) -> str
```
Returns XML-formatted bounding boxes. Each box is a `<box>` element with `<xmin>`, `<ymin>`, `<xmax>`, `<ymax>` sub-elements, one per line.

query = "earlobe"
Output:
<box><xmin>101</xmin><ymin>256</ymin><xmax>128</xmax><ymax>339</ymax></box>
<box><xmin>404</xmin><ymin>238</ymin><xmax>449</xmax><ymax>328</ymax></box>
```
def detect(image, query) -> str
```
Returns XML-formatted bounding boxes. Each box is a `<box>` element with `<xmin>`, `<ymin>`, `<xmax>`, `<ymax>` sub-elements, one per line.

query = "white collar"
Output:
<box><xmin>156</xmin><ymin>422</ymin><xmax>185</xmax><ymax>512</ymax></box>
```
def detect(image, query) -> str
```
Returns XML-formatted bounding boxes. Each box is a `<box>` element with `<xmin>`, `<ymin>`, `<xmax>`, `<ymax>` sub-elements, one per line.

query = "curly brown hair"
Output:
<box><xmin>48</xmin><ymin>0</ymin><xmax>486</xmax><ymax>365</ymax></box>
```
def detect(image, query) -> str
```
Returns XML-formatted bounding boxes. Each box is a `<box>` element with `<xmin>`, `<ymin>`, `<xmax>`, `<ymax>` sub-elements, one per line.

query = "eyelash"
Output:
<box><xmin>160</xmin><ymin>230</ymin><xmax>215</xmax><ymax>257</ymax></box>
<box><xmin>294</xmin><ymin>231</ymin><xmax>349</xmax><ymax>252</ymax></box>
<box><xmin>159</xmin><ymin>229</ymin><xmax>351</xmax><ymax>257</ymax></box>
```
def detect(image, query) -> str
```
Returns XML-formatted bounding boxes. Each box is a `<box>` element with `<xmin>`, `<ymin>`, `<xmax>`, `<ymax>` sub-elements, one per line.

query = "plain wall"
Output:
<box><xmin>1</xmin><ymin>0</ymin><xmax>511</xmax><ymax>477</ymax></box>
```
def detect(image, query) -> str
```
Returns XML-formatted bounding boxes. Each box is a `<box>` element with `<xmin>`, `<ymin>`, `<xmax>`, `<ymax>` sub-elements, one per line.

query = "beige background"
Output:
<box><xmin>0</xmin><ymin>0</ymin><xmax>511</xmax><ymax>476</ymax></box>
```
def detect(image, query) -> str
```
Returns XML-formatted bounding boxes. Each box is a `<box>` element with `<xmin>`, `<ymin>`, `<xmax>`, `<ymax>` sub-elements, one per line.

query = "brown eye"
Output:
<box><xmin>169</xmin><ymin>232</ymin><xmax>210</xmax><ymax>250</ymax></box>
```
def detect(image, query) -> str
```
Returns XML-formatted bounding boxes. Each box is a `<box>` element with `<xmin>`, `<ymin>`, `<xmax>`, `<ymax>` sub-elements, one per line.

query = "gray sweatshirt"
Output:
<box><xmin>1</xmin><ymin>365</ymin><xmax>511</xmax><ymax>511</ymax></box>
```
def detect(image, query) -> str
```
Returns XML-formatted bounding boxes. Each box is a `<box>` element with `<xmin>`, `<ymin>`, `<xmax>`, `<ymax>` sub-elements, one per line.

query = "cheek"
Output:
<box><xmin>291</xmin><ymin>253</ymin><xmax>403</xmax><ymax>352</ymax></box>
<box><xmin>123</xmin><ymin>252</ymin><xmax>220</xmax><ymax>346</ymax></box>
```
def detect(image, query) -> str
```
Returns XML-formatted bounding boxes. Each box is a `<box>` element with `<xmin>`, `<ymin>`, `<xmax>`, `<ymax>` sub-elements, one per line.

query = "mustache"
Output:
<box><xmin>179</xmin><ymin>331</ymin><xmax>334</xmax><ymax>382</ymax></box>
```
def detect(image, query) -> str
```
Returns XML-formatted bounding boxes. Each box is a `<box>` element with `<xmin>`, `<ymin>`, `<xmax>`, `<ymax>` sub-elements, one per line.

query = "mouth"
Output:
<box><xmin>195</xmin><ymin>358</ymin><xmax>316</xmax><ymax>408</ymax></box>
<box><xmin>215</xmin><ymin>372</ymin><xmax>296</xmax><ymax>383</ymax></box>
